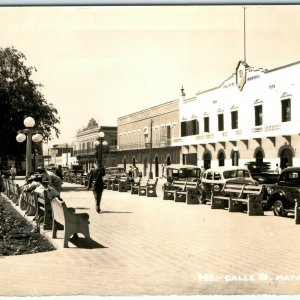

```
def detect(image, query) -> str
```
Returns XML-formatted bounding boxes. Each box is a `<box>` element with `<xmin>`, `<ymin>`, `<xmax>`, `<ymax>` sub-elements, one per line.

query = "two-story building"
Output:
<box><xmin>113</xmin><ymin>99</ymin><xmax>180</xmax><ymax>177</ymax></box>
<box><xmin>73</xmin><ymin>119</ymin><xmax>117</xmax><ymax>172</ymax></box>
<box><xmin>175</xmin><ymin>60</ymin><xmax>300</xmax><ymax>170</ymax></box>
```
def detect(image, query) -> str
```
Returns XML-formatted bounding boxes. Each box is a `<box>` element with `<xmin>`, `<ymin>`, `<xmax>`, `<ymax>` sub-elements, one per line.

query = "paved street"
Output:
<box><xmin>1</xmin><ymin>178</ymin><xmax>300</xmax><ymax>296</ymax></box>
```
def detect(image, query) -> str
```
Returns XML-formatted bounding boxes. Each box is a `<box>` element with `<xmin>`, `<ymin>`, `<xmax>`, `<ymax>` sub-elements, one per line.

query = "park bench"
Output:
<box><xmin>175</xmin><ymin>181</ymin><xmax>200</xmax><ymax>204</ymax></box>
<box><xmin>212</xmin><ymin>183</ymin><xmax>264</xmax><ymax>216</ymax></box>
<box><xmin>4</xmin><ymin>179</ymin><xmax>20</xmax><ymax>204</ymax></box>
<box><xmin>51</xmin><ymin>197</ymin><xmax>90</xmax><ymax>248</ymax></box>
<box><xmin>138</xmin><ymin>177</ymin><xmax>150</xmax><ymax>196</ymax></box>
<box><xmin>131</xmin><ymin>177</ymin><xmax>141</xmax><ymax>194</ymax></box>
<box><xmin>80</xmin><ymin>174</ymin><xmax>87</xmax><ymax>186</ymax></box>
<box><xmin>22</xmin><ymin>190</ymin><xmax>38</xmax><ymax>216</ymax></box>
<box><xmin>106</xmin><ymin>175</ymin><xmax>114</xmax><ymax>190</ymax></box>
<box><xmin>112</xmin><ymin>175</ymin><xmax>123</xmax><ymax>191</ymax></box>
<box><xmin>146</xmin><ymin>178</ymin><xmax>158</xmax><ymax>197</ymax></box>
<box><xmin>117</xmin><ymin>176</ymin><xmax>128</xmax><ymax>192</ymax></box>
<box><xmin>107</xmin><ymin>175</ymin><xmax>117</xmax><ymax>190</ymax></box>
<box><xmin>34</xmin><ymin>187</ymin><xmax>56</xmax><ymax>230</ymax></box>
<box><xmin>163</xmin><ymin>180</ymin><xmax>187</xmax><ymax>200</ymax></box>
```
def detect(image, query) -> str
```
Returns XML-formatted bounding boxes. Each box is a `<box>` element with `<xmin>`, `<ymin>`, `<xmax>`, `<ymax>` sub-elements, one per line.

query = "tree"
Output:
<box><xmin>0</xmin><ymin>47</ymin><xmax>60</xmax><ymax>165</ymax></box>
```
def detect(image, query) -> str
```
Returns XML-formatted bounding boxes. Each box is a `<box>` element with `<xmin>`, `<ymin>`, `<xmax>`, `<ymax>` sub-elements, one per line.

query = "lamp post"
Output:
<box><xmin>16</xmin><ymin>117</ymin><xmax>43</xmax><ymax>178</ymax></box>
<box><xmin>95</xmin><ymin>131</ymin><xmax>108</xmax><ymax>166</ymax></box>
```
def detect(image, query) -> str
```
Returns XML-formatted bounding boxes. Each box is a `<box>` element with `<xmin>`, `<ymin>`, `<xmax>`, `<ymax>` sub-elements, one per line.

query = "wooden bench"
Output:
<box><xmin>21</xmin><ymin>190</ymin><xmax>38</xmax><ymax>216</ymax></box>
<box><xmin>107</xmin><ymin>175</ymin><xmax>116</xmax><ymax>190</ymax></box>
<box><xmin>131</xmin><ymin>177</ymin><xmax>141</xmax><ymax>194</ymax></box>
<box><xmin>138</xmin><ymin>177</ymin><xmax>150</xmax><ymax>196</ymax></box>
<box><xmin>175</xmin><ymin>181</ymin><xmax>199</xmax><ymax>204</ymax></box>
<box><xmin>34</xmin><ymin>187</ymin><xmax>57</xmax><ymax>230</ymax></box>
<box><xmin>118</xmin><ymin>176</ymin><xmax>128</xmax><ymax>192</ymax></box>
<box><xmin>51</xmin><ymin>197</ymin><xmax>90</xmax><ymax>248</ymax></box>
<box><xmin>163</xmin><ymin>180</ymin><xmax>187</xmax><ymax>200</ymax></box>
<box><xmin>4</xmin><ymin>179</ymin><xmax>20</xmax><ymax>205</ymax></box>
<box><xmin>212</xmin><ymin>183</ymin><xmax>264</xmax><ymax>216</ymax></box>
<box><xmin>146</xmin><ymin>178</ymin><xmax>158</xmax><ymax>197</ymax></box>
<box><xmin>112</xmin><ymin>176</ymin><xmax>121</xmax><ymax>191</ymax></box>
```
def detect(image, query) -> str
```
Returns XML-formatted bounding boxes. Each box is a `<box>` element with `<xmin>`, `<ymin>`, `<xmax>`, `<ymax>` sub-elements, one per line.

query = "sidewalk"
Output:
<box><xmin>1</xmin><ymin>178</ymin><xmax>300</xmax><ymax>296</ymax></box>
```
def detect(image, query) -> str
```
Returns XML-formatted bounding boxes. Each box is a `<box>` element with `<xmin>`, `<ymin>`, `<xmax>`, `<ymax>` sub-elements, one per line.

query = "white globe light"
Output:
<box><xmin>103</xmin><ymin>140</ymin><xmax>108</xmax><ymax>146</ymax></box>
<box><xmin>24</xmin><ymin>116</ymin><xmax>35</xmax><ymax>128</ymax></box>
<box><xmin>99</xmin><ymin>131</ymin><xmax>105</xmax><ymax>138</ymax></box>
<box><xmin>16</xmin><ymin>133</ymin><xmax>26</xmax><ymax>143</ymax></box>
<box><xmin>32</xmin><ymin>133</ymin><xmax>43</xmax><ymax>142</ymax></box>
<box><xmin>95</xmin><ymin>140</ymin><xmax>100</xmax><ymax>146</ymax></box>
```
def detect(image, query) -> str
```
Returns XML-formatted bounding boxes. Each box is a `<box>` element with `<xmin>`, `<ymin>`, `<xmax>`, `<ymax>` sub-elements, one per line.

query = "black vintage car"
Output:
<box><xmin>267</xmin><ymin>167</ymin><xmax>300</xmax><ymax>217</ymax></box>
<box><xmin>245</xmin><ymin>161</ymin><xmax>279</xmax><ymax>205</ymax></box>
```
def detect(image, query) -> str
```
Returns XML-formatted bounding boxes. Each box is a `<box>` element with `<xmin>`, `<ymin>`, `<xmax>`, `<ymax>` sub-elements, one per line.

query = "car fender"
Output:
<box><xmin>268</xmin><ymin>189</ymin><xmax>288</xmax><ymax>206</ymax></box>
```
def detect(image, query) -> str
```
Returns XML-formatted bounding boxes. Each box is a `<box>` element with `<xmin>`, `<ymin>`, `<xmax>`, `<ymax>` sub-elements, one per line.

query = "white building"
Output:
<box><xmin>174</xmin><ymin>60</ymin><xmax>300</xmax><ymax>170</ymax></box>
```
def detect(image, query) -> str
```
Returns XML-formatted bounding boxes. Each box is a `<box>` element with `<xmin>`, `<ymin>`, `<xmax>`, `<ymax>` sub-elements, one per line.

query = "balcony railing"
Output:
<box><xmin>110</xmin><ymin>139</ymin><xmax>173</xmax><ymax>151</ymax></box>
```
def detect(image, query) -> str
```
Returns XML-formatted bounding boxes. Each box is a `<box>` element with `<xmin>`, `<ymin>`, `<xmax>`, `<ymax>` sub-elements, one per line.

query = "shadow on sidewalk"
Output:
<box><xmin>69</xmin><ymin>236</ymin><xmax>107</xmax><ymax>249</ymax></box>
<box><xmin>62</xmin><ymin>186</ymin><xmax>87</xmax><ymax>192</ymax></box>
<box><xmin>100</xmin><ymin>210</ymin><xmax>132</xmax><ymax>214</ymax></box>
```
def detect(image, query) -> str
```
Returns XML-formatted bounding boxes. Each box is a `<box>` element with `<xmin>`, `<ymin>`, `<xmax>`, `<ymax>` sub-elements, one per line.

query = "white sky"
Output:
<box><xmin>1</xmin><ymin>5</ymin><xmax>300</xmax><ymax>145</ymax></box>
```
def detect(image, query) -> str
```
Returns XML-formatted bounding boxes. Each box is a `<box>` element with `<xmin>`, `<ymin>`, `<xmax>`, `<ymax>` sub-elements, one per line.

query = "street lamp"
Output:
<box><xmin>95</xmin><ymin>131</ymin><xmax>108</xmax><ymax>166</ymax></box>
<box><xmin>16</xmin><ymin>116</ymin><xmax>43</xmax><ymax>178</ymax></box>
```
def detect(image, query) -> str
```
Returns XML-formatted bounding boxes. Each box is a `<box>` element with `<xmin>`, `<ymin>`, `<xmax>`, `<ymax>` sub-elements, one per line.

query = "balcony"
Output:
<box><xmin>111</xmin><ymin>139</ymin><xmax>173</xmax><ymax>151</ymax></box>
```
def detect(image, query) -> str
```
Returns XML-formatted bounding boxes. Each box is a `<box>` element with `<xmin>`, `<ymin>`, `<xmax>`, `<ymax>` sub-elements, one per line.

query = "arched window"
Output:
<box><xmin>255</xmin><ymin>150</ymin><xmax>264</xmax><ymax>163</ymax></box>
<box><xmin>203</xmin><ymin>152</ymin><xmax>211</xmax><ymax>170</ymax></box>
<box><xmin>218</xmin><ymin>151</ymin><xmax>225</xmax><ymax>166</ymax></box>
<box><xmin>166</xmin><ymin>156</ymin><xmax>171</xmax><ymax>166</ymax></box>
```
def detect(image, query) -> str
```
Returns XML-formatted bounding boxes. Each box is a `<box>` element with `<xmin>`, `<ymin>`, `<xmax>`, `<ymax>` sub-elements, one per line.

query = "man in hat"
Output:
<box><xmin>36</xmin><ymin>166</ymin><xmax>63</xmax><ymax>194</ymax></box>
<box><xmin>87</xmin><ymin>162</ymin><xmax>105</xmax><ymax>213</ymax></box>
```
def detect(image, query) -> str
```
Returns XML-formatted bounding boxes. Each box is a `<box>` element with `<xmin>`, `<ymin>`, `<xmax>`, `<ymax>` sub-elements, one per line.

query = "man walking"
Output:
<box><xmin>88</xmin><ymin>162</ymin><xmax>105</xmax><ymax>213</ymax></box>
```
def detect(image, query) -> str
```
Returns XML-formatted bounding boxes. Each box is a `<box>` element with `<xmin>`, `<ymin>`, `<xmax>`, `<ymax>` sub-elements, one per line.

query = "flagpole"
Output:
<box><xmin>244</xmin><ymin>6</ymin><xmax>246</xmax><ymax>63</ymax></box>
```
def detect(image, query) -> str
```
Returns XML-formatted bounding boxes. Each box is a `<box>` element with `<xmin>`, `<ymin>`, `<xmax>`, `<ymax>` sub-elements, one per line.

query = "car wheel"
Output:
<box><xmin>273</xmin><ymin>200</ymin><xmax>287</xmax><ymax>217</ymax></box>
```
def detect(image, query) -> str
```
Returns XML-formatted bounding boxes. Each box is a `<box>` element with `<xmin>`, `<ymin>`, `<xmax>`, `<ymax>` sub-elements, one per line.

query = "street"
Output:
<box><xmin>1</xmin><ymin>178</ymin><xmax>300</xmax><ymax>296</ymax></box>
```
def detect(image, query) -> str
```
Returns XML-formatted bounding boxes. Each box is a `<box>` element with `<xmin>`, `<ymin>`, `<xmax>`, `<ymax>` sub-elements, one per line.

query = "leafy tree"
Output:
<box><xmin>0</xmin><ymin>47</ymin><xmax>60</xmax><ymax>165</ymax></box>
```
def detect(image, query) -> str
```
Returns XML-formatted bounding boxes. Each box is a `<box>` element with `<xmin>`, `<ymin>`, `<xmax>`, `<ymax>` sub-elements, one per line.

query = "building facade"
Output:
<box><xmin>174</xmin><ymin>60</ymin><xmax>300</xmax><ymax>170</ymax></box>
<box><xmin>45</xmin><ymin>143</ymin><xmax>75</xmax><ymax>168</ymax></box>
<box><xmin>74</xmin><ymin>119</ymin><xmax>117</xmax><ymax>172</ymax></box>
<box><xmin>113</xmin><ymin>99</ymin><xmax>181</xmax><ymax>177</ymax></box>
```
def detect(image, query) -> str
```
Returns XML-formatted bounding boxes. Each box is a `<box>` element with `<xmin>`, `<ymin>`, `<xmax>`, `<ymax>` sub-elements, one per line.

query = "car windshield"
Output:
<box><xmin>223</xmin><ymin>170</ymin><xmax>251</xmax><ymax>179</ymax></box>
<box><xmin>178</xmin><ymin>168</ymin><xmax>201</xmax><ymax>178</ymax></box>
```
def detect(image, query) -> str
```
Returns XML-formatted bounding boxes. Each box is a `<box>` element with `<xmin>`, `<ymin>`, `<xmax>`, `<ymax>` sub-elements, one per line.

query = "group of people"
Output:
<box><xmin>18</xmin><ymin>166</ymin><xmax>64</xmax><ymax>208</ymax></box>
<box><xmin>274</xmin><ymin>163</ymin><xmax>290</xmax><ymax>174</ymax></box>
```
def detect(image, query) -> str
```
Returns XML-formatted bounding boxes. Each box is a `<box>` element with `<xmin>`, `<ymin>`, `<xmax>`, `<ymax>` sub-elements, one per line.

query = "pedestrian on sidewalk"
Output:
<box><xmin>87</xmin><ymin>162</ymin><xmax>105</xmax><ymax>213</ymax></box>
<box><xmin>10</xmin><ymin>165</ymin><xmax>17</xmax><ymax>180</ymax></box>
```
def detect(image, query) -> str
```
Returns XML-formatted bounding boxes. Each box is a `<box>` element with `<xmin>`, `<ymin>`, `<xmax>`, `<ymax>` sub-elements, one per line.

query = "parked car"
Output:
<box><xmin>267</xmin><ymin>167</ymin><xmax>300</xmax><ymax>217</ymax></box>
<box><xmin>163</xmin><ymin>164</ymin><xmax>201</xmax><ymax>184</ymax></box>
<box><xmin>244</xmin><ymin>161</ymin><xmax>280</xmax><ymax>205</ymax></box>
<box><xmin>199</xmin><ymin>166</ymin><xmax>256</xmax><ymax>204</ymax></box>
<box><xmin>103</xmin><ymin>166</ymin><xmax>127</xmax><ymax>189</ymax></box>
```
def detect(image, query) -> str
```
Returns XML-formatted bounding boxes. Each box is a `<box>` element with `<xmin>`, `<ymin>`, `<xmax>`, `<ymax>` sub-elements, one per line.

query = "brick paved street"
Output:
<box><xmin>1</xmin><ymin>179</ymin><xmax>300</xmax><ymax>296</ymax></box>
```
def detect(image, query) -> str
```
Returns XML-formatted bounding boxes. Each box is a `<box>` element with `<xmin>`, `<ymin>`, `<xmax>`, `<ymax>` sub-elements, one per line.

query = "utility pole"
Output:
<box><xmin>149</xmin><ymin>119</ymin><xmax>153</xmax><ymax>179</ymax></box>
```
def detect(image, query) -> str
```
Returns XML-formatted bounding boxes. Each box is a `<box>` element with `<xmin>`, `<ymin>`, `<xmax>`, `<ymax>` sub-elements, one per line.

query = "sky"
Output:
<box><xmin>1</xmin><ymin>4</ymin><xmax>300</xmax><ymax>146</ymax></box>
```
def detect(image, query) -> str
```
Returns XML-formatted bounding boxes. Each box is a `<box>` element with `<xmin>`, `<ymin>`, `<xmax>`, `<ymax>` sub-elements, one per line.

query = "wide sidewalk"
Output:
<box><xmin>1</xmin><ymin>177</ymin><xmax>300</xmax><ymax>296</ymax></box>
